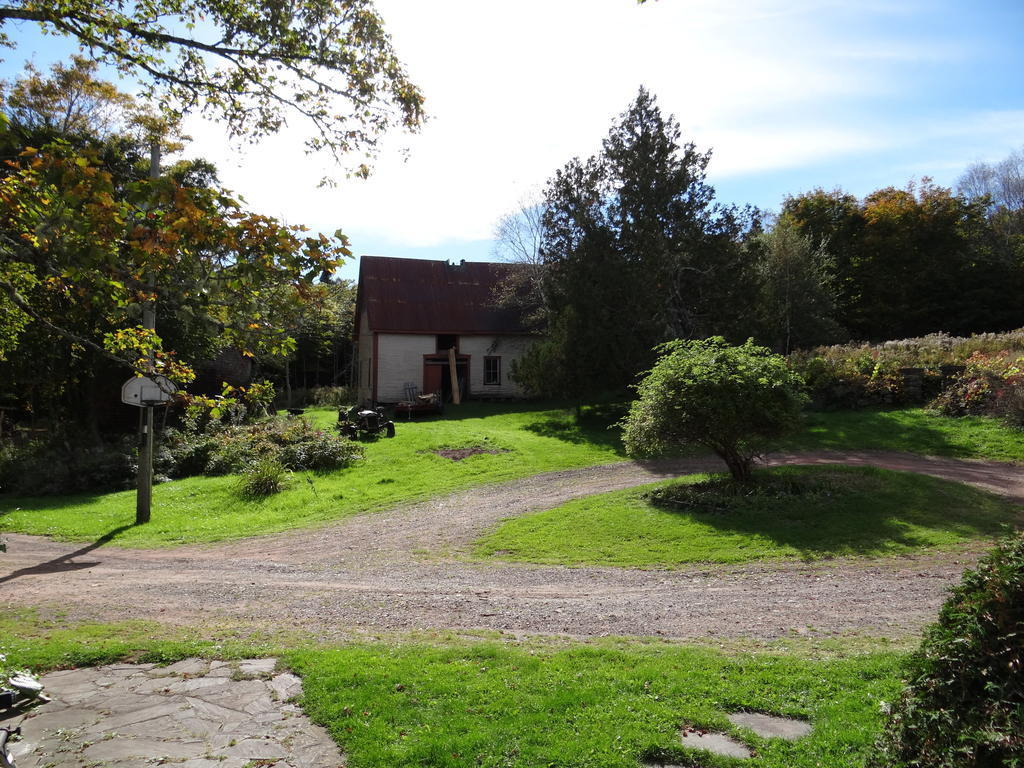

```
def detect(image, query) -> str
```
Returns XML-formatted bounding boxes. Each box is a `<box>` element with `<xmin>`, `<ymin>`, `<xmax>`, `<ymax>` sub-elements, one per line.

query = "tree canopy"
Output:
<box><xmin>0</xmin><ymin>0</ymin><xmax>424</xmax><ymax>172</ymax></box>
<box><xmin>958</xmin><ymin>146</ymin><xmax>1024</xmax><ymax>219</ymax></box>
<box><xmin>0</xmin><ymin>139</ymin><xmax>348</xmax><ymax>376</ymax></box>
<box><xmin>0</xmin><ymin>58</ymin><xmax>350</xmax><ymax>433</ymax></box>
<box><xmin>622</xmin><ymin>337</ymin><xmax>807</xmax><ymax>481</ymax></box>
<box><xmin>1</xmin><ymin>55</ymin><xmax>136</xmax><ymax>138</ymax></box>
<box><xmin>782</xmin><ymin>180</ymin><xmax>1022</xmax><ymax>340</ymax></box>
<box><xmin>514</xmin><ymin>88</ymin><xmax>758</xmax><ymax>403</ymax></box>
<box><xmin>749</xmin><ymin>218</ymin><xmax>842</xmax><ymax>354</ymax></box>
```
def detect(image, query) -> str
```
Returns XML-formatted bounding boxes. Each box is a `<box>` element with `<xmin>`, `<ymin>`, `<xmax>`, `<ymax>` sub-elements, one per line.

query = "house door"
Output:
<box><xmin>423</xmin><ymin>356</ymin><xmax>469</xmax><ymax>402</ymax></box>
<box><xmin>423</xmin><ymin>360</ymin><xmax>444</xmax><ymax>397</ymax></box>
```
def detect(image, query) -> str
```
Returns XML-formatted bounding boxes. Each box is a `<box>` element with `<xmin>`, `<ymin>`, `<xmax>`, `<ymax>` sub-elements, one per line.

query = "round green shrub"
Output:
<box><xmin>623</xmin><ymin>337</ymin><xmax>807</xmax><ymax>481</ymax></box>
<box><xmin>235</xmin><ymin>458</ymin><xmax>290</xmax><ymax>499</ymax></box>
<box><xmin>870</xmin><ymin>531</ymin><xmax>1024</xmax><ymax>768</ymax></box>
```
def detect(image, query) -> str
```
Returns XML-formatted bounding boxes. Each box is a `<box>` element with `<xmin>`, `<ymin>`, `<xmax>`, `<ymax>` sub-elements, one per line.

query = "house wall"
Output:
<box><xmin>363</xmin><ymin>331</ymin><xmax>536</xmax><ymax>403</ymax></box>
<box><xmin>459</xmin><ymin>335</ymin><xmax>533</xmax><ymax>398</ymax></box>
<box><xmin>376</xmin><ymin>333</ymin><xmax>436</xmax><ymax>402</ymax></box>
<box><xmin>356</xmin><ymin>308</ymin><xmax>374</xmax><ymax>404</ymax></box>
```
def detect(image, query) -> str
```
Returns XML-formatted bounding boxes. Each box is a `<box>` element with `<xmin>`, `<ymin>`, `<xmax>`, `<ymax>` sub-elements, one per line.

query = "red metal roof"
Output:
<box><xmin>356</xmin><ymin>256</ymin><xmax>529</xmax><ymax>335</ymax></box>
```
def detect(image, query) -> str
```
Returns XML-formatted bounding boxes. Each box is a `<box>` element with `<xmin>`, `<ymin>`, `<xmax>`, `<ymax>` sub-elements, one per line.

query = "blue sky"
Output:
<box><xmin>2</xmin><ymin>0</ymin><xmax>1022</xmax><ymax>280</ymax></box>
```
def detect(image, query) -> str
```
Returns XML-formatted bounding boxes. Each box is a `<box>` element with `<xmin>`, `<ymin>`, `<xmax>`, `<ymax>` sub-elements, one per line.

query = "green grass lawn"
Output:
<box><xmin>0</xmin><ymin>403</ymin><xmax>624</xmax><ymax>547</ymax></box>
<box><xmin>474</xmin><ymin>466</ymin><xmax>1022</xmax><ymax>567</ymax></box>
<box><xmin>787</xmin><ymin>408</ymin><xmax>1024</xmax><ymax>463</ymax></box>
<box><xmin>3</xmin><ymin>406</ymin><xmax>1012</xmax><ymax>766</ymax></box>
<box><xmin>0</xmin><ymin>609</ymin><xmax>904</xmax><ymax>768</ymax></box>
<box><xmin>1</xmin><ymin>404</ymin><xmax>1020</xmax><ymax>549</ymax></box>
<box><xmin>292</xmin><ymin>642</ymin><xmax>902</xmax><ymax>768</ymax></box>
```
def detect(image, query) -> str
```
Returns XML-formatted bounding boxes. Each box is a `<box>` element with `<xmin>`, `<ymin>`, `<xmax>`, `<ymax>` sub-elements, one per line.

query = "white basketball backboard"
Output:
<box><xmin>121</xmin><ymin>375</ymin><xmax>177</xmax><ymax>406</ymax></box>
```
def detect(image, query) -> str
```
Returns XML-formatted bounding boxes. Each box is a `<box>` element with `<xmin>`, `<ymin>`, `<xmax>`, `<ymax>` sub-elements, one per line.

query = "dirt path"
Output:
<box><xmin>1</xmin><ymin>451</ymin><xmax>1021</xmax><ymax>642</ymax></box>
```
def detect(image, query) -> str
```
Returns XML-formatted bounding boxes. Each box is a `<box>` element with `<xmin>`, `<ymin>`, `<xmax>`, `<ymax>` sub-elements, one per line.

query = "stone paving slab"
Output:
<box><xmin>674</xmin><ymin>710</ymin><xmax>813</xmax><ymax>761</ymax></box>
<box><xmin>0</xmin><ymin>658</ymin><xmax>344</xmax><ymax>767</ymax></box>
<box><xmin>728</xmin><ymin>711</ymin><xmax>812</xmax><ymax>739</ymax></box>
<box><xmin>679</xmin><ymin>728</ymin><xmax>752</xmax><ymax>759</ymax></box>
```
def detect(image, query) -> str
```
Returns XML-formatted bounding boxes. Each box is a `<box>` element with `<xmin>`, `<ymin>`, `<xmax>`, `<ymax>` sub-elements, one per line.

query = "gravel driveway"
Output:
<box><xmin>1</xmin><ymin>451</ymin><xmax>1021</xmax><ymax>642</ymax></box>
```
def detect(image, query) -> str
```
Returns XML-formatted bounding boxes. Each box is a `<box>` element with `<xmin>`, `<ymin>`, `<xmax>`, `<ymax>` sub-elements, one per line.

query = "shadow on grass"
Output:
<box><xmin>656</xmin><ymin>468</ymin><xmax>1016</xmax><ymax>561</ymax></box>
<box><xmin>789</xmin><ymin>408</ymin><xmax>958</xmax><ymax>455</ymax></box>
<box><xmin>522</xmin><ymin>416</ymin><xmax>625</xmax><ymax>453</ymax></box>
<box><xmin>521</xmin><ymin>401</ymin><xmax>629</xmax><ymax>453</ymax></box>
<box><xmin>0</xmin><ymin>524</ymin><xmax>135</xmax><ymax>585</ymax></box>
<box><xmin>0</xmin><ymin>488</ymin><xmax>113</xmax><ymax>513</ymax></box>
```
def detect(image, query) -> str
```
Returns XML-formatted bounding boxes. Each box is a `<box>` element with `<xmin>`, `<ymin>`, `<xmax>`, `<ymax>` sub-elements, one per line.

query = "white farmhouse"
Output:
<box><xmin>353</xmin><ymin>256</ymin><xmax>535</xmax><ymax>405</ymax></box>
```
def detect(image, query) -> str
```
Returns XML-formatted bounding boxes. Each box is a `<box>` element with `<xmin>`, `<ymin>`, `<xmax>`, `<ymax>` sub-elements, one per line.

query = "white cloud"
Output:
<box><xmin>705</xmin><ymin>127</ymin><xmax>883</xmax><ymax>177</ymax></box>
<box><xmin>926</xmin><ymin>110</ymin><xmax>1024</xmax><ymax>145</ymax></box>
<box><xmin>178</xmin><ymin>0</ymin><xmax>995</xmax><ymax>248</ymax></box>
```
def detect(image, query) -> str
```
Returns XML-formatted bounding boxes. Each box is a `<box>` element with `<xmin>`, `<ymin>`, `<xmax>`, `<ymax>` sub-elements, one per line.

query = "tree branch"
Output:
<box><xmin>0</xmin><ymin>274</ymin><xmax>151</xmax><ymax>377</ymax></box>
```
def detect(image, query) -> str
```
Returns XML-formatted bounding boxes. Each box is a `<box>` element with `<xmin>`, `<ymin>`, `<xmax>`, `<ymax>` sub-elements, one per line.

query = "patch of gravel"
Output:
<box><xmin>1</xmin><ymin>451</ymin><xmax>1021</xmax><ymax>642</ymax></box>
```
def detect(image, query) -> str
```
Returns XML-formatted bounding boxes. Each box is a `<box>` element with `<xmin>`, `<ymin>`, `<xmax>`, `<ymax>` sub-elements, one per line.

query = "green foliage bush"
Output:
<box><xmin>155</xmin><ymin>426</ymin><xmax>219</xmax><ymax>478</ymax></box>
<box><xmin>928</xmin><ymin>352</ymin><xmax>1024</xmax><ymax>428</ymax></box>
<box><xmin>310</xmin><ymin>386</ymin><xmax>353</xmax><ymax>407</ymax></box>
<box><xmin>0</xmin><ymin>436</ymin><xmax>138</xmax><ymax>495</ymax></box>
<box><xmin>278</xmin><ymin>434</ymin><xmax>356</xmax><ymax>471</ymax></box>
<box><xmin>870</xmin><ymin>531</ymin><xmax>1024</xmax><ymax>768</ymax></box>
<box><xmin>623</xmin><ymin>337</ymin><xmax>807</xmax><ymax>480</ymax></box>
<box><xmin>241</xmin><ymin>379</ymin><xmax>276</xmax><ymax>414</ymax></box>
<box><xmin>793</xmin><ymin>354</ymin><xmax>908</xmax><ymax>409</ymax></box>
<box><xmin>235</xmin><ymin>458</ymin><xmax>290</xmax><ymax>499</ymax></box>
<box><xmin>203</xmin><ymin>426</ymin><xmax>279</xmax><ymax>475</ymax></box>
<box><xmin>204</xmin><ymin>416</ymin><xmax>361</xmax><ymax>475</ymax></box>
<box><xmin>645</xmin><ymin>471</ymin><xmax>832</xmax><ymax>514</ymax></box>
<box><xmin>0</xmin><ymin>413</ymin><xmax>362</xmax><ymax>496</ymax></box>
<box><xmin>790</xmin><ymin>329</ymin><xmax>1024</xmax><ymax>411</ymax></box>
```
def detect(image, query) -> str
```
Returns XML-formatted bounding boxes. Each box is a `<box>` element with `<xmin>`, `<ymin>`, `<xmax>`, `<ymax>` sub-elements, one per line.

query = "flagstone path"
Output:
<box><xmin>0</xmin><ymin>658</ymin><xmax>342</xmax><ymax>768</ymax></box>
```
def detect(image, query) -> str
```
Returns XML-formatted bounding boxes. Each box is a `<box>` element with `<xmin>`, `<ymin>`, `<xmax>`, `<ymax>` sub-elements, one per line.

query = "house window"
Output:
<box><xmin>484</xmin><ymin>356</ymin><xmax>501</xmax><ymax>386</ymax></box>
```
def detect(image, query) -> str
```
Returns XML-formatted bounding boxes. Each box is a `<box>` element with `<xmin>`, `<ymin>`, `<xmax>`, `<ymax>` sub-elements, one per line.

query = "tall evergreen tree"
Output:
<box><xmin>514</xmin><ymin>88</ymin><xmax>757</xmax><ymax>403</ymax></box>
<box><xmin>749</xmin><ymin>219</ymin><xmax>842</xmax><ymax>353</ymax></box>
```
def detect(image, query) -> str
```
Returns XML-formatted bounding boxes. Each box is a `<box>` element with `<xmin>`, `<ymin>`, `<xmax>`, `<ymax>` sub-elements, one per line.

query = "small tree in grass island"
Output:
<box><xmin>622</xmin><ymin>337</ymin><xmax>807</xmax><ymax>481</ymax></box>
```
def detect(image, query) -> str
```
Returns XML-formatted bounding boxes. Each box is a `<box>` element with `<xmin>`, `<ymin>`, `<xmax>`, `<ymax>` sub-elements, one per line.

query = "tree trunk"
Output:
<box><xmin>285</xmin><ymin>359</ymin><xmax>292</xmax><ymax>409</ymax></box>
<box><xmin>717</xmin><ymin>447</ymin><xmax>753</xmax><ymax>482</ymax></box>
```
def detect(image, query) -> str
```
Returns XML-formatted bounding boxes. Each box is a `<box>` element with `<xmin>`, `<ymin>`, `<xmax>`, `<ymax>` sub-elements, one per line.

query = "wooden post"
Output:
<box><xmin>136</xmin><ymin>141</ymin><xmax>160</xmax><ymax>526</ymax></box>
<box><xmin>447</xmin><ymin>346</ymin><xmax>461</xmax><ymax>405</ymax></box>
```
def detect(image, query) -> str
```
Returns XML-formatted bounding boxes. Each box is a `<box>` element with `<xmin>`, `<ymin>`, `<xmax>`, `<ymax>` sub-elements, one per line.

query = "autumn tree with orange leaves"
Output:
<box><xmin>0</xmin><ymin>137</ymin><xmax>348</xmax><ymax>383</ymax></box>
